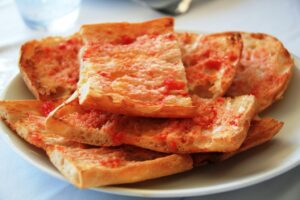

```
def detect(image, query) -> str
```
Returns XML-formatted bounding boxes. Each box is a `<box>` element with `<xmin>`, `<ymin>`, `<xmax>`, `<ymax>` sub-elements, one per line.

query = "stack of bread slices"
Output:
<box><xmin>0</xmin><ymin>17</ymin><xmax>294</xmax><ymax>188</ymax></box>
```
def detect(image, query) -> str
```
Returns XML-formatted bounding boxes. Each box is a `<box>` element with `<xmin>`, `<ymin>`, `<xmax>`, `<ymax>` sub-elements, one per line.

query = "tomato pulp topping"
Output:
<box><xmin>29</xmin><ymin>132</ymin><xmax>43</xmax><ymax>145</ymax></box>
<box><xmin>193</xmin><ymin>105</ymin><xmax>217</xmax><ymax>129</ymax></box>
<box><xmin>154</xmin><ymin>133</ymin><xmax>167</xmax><ymax>142</ymax></box>
<box><xmin>99</xmin><ymin>157</ymin><xmax>122</xmax><ymax>168</ymax></box>
<box><xmin>169</xmin><ymin>140</ymin><xmax>177</xmax><ymax>151</ymax></box>
<box><xmin>119</xmin><ymin>35</ymin><xmax>135</xmax><ymax>45</ymax></box>
<box><xmin>41</xmin><ymin>101</ymin><xmax>56</xmax><ymax>116</ymax></box>
<box><xmin>163</xmin><ymin>78</ymin><xmax>185</xmax><ymax>91</ymax></box>
<box><xmin>111</xmin><ymin>132</ymin><xmax>124</xmax><ymax>145</ymax></box>
<box><xmin>205</xmin><ymin>59</ymin><xmax>222</xmax><ymax>70</ymax></box>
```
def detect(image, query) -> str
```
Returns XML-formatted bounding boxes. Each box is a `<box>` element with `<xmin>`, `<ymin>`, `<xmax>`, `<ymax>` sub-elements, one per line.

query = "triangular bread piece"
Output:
<box><xmin>0</xmin><ymin>100</ymin><xmax>70</xmax><ymax>148</ymax></box>
<box><xmin>19</xmin><ymin>34</ymin><xmax>82</xmax><ymax>100</ymax></box>
<box><xmin>78</xmin><ymin>17</ymin><xmax>194</xmax><ymax>118</ymax></box>
<box><xmin>226</xmin><ymin>32</ymin><xmax>294</xmax><ymax>112</ymax></box>
<box><xmin>0</xmin><ymin>100</ymin><xmax>193</xmax><ymax>188</ymax></box>
<box><xmin>193</xmin><ymin>118</ymin><xmax>283</xmax><ymax>167</ymax></box>
<box><xmin>46</xmin><ymin>93</ymin><xmax>257</xmax><ymax>153</ymax></box>
<box><xmin>177</xmin><ymin>32</ymin><xmax>242</xmax><ymax>98</ymax></box>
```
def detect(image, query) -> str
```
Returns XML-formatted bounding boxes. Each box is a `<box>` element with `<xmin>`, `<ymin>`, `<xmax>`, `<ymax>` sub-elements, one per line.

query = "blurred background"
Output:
<box><xmin>1</xmin><ymin>0</ymin><xmax>300</xmax><ymax>54</ymax></box>
<box><xmin>1</xmin><ymin>0</ymin><xmax>299</xmax><ymax>88</ymax></box>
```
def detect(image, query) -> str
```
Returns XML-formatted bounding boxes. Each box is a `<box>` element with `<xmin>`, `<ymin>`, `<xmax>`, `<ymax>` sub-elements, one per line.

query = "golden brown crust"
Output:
<box><xmin>19</xmin><ymin>42</ymin><xmax>42</xmax><ymax>99</ymax></box>
<box><xmin>79</xmin><ymin>90</ymin><xmax>195</xmax><ymax>118</ymax></box>
<box><xmin>192</xmin><ymin>118</ymin><xmax>283</xmax><ymax>167</ymax></box>
<box><xmin>46</xmin><ymin>145</ymin><xmax>192</xmax><ymax>188</ymax></box>
<box><xmin>226</xmin><ymin>32</ymin><xmax>294</xmax><ymax>112</ymax></box>
<box><xmin>234</xmin><ymin>118</ymin><xmax>283</xmax><ymax>151</ymax></box>
<box><xmin>80</xmin><ymin>17</ymin><xmax>174</xmax><ymax>44</ymax></box>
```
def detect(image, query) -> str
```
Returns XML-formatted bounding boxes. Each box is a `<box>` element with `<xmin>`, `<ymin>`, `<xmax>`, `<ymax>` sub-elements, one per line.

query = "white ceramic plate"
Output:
<box><xmin>1</xmin><ymin>56</ymin><xmax>300</xmax><ymax>198</ymax></box>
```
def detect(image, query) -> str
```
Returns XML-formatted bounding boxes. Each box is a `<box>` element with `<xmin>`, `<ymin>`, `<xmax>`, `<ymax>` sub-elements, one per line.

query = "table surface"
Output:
<box><xmin>0</xmin><ymin>0</ymin><xmax>300</xmax><ymax>199</ymax></box>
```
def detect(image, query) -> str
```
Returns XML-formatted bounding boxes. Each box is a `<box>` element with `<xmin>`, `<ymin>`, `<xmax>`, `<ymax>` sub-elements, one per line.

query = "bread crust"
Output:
<box><xmin>19</xmin><ymin>40</ymin><xmax>44</xmax><ymax>99</ymax></box>
<box><xmin>80</xmin><ymin>17</ymin><xmax>174</xmax><ymax>44</ymax></box>
<box><xmin>226</xmin><ymin>32</ymin><xmax>294</xmax><ymax>112</ymax></box>
<box><xmin>192</xmin><ymin>118</ymin><xmax>283</xmax><ymax>167</ymax></box>
<box><xmin>79</xmin><ymin>89</ymin><xmax>195</xmax><ymax>118</ymax></box>
<box><xmin>46</xmin><ymin>145</ymin><xmax>193</xmax><ymax>188</ymax></box>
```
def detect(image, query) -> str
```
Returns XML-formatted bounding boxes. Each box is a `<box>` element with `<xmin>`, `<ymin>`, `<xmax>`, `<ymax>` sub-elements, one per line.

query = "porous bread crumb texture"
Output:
<box><xmin>60</xmin><ymin>109</ymin><xmax>112</xmax><ymax>129</ymax></box>
<box><xmin>20</xmin><ymin>35</ymin><xmax>83</xmax><ymax>99</ymax></box>
<box><xmin>177</xmin><ymin>32</ymin><xmax>242</xmax><ymax>98</ymax></box>
<box><xmin>226</xmin><ymin>32</ymin><xmax>294</xmax><ymax>111</ymax></box>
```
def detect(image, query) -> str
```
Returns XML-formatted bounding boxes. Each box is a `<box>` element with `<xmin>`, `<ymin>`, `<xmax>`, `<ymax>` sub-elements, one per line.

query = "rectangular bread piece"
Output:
<box><xmin>46</xmin><ymin>93</ymin><xmax>257</xmax><ymax>153</ymax></box>
<box><xmin>78</xmin><ymin>17</ymin><xmax>194</xmax><ymax>118</ymax></box>
<box><xmin>46</xmin><ymin>145</ymin><xmax>192</xmax><ymax>188</ymax></box>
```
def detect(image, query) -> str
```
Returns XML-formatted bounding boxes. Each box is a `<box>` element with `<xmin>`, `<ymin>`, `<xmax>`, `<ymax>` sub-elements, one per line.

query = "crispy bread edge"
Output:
<box><xmin>46</xmin><ymin>146</ymin><xmax>193</xmax><ymax>188</ymax></box>
<box><xmin>192</xmin><ymin>118</ymin><xmax>283</xmax><ymax>167</ymax></box>
<box><xmin>78</xmin><ymin>87</ymin><xmax>195</xmax><ymax>118</ymax></box>
<box><xmin>19</xmin><ymin>41</ymin><xmax>42</xmax><ymax>100</ymax></box>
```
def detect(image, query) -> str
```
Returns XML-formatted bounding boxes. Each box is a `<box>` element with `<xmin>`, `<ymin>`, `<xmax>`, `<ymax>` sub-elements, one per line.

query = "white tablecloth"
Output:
<box><xmin>0</xmin><ymin>0</ymin><xmax>300</xmax><ymax>199</ymax></box>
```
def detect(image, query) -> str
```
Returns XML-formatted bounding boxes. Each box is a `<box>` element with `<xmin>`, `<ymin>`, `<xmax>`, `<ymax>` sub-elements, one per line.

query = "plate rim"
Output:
<box><xmin>1</xmin><ymin>56</ymin><xmax>300</xmax><ymax>198</ymax></box>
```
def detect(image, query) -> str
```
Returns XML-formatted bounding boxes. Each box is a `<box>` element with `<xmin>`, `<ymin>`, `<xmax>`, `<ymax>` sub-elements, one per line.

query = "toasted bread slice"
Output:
<box><xmin>47</xmin><ymin>93</ymin><xmax>256</xmax><ymax>153</ymax></box>
<box><xmin>46</xmin><ymin>145</ymin><xmax>192</xmax><ymax>188</ymax></box>
<box><xmin>78</xmin><ymin>17</ymin><xmax>194</xmax><ymax>118</ymax></box>
<box><xmin>115</xmin><ymin>95</ymin><xmax>257</xmax><ymax>153</ymax></box>
<box><xmin>177</xmin><ymin>32</ymin><xmax>242</xmax><ymax>98</ymax></box>
<box><xmin>0</xmin><ymin>100</ymin><xmax>73</xmax><ymax>148</ymax></box>
<box><xmin>80</xmin><ymin>17</ymin><xmax>174</xmax><ymax>44</ymax></box>
<box><xmin>192</xmin><ymin>118</ymin><xmax>283</xmax><ymax>167</ymax></box>
<box><xmin>226</xmin><ymin>32</ymin><xmax>294</xmax><ymax>112</ymax></box>
<box><xmin>19</xmin><ymin>34</ymin><xmax>82</xmax><ymax>100</ymax></box>
<box><xmin>0</xmin><ymin>100</ymin><xmax>192</xmax><ymax>188</ymax></box>
<box><xmin>46</xmin><ymin>92</ymin><xmax>116</xmax><ymax>146</ymax></box>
